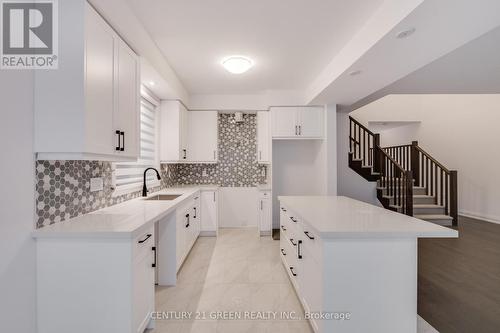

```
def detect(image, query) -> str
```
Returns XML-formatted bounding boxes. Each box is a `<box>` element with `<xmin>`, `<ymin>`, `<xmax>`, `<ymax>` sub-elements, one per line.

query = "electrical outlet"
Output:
<box><xmin>202</xmin><ymin>169</ymin><xmax>208</xmax><ymax>177</ymax></box>
<box><xmin>90</xmin><ymin>177</ymin><xmax>103</xmax><ymax>192</ymax></box>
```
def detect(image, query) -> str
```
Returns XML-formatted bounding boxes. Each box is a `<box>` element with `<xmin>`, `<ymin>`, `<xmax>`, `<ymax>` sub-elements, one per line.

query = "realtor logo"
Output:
<box><xmin>1</xmin><ymin>0</ymin><xmax>58</xmax><ymax>69</ymax></box>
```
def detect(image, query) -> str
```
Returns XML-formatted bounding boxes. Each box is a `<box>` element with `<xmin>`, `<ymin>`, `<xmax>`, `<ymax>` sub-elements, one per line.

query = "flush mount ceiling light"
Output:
<box><xmin>222</xmin><ymin>56</ymin><xmax>254</xmax><ymax>74</ymax></box>
<box><xmin>396</xmin><ymin>27</ymin><xmax>416</xmax><ymax>39</ymax></box>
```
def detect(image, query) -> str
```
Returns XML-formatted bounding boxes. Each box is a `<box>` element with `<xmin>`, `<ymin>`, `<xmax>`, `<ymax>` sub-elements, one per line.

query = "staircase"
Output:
<box><xmin>348</xmin><ymin>116</ymin><xmax>458</xmax><ymax>227</ymax></box>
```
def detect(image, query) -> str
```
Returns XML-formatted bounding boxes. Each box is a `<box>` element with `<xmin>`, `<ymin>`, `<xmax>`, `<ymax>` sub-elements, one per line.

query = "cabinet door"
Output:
<box><xmin>201</xmin><ymin>191</ymin><xmax>218</xmax><ymax>232</ymax></box>
<box><xmin>180</xmin><ymin>104</ymin><xmax>189</xmax><ymax>161</ymax></box>
<box><xmin>298</xmin><ymin>107</ymin><xmax>324</xmax><ymax>138</ymax></box>
<box><xmin>159</xmin><ymin>101</ymin><xmax>182</xmax><ymax>162</ymax></box>
<box><xmin>176</xmin><ymin>210</ymin><xmax>187</xmax><ymax>271</ymax></box>
<box><xmin>84</xmin><ymin>4</ymin><xmax>115</xmax><ymax>155</ymax></box>
<box><xmin>187</xmin><ymin>111</ymin><xmax>218</xmax><ymax>162</ymax></box>
<box><xmin>271</xmin><ymin>107</ymin><xmax>298</xmax><ymax>138</ymax></box>
<box><xmin>259</xmin><ymin>195</ymin><xmax>271</xmax><ymax>233</ymax></box>
<box><xmin>133</xmin><ymin>229</ymin><xmax>155</xmax><ymax>333</ymax></box>
<box><xmin>115</xmin><ymin>39</ymin><xmax>140</xmax><ymax>158</ymax></box>
<box><xmin>257</xmin><ymin>111</ymin><xmax>271</xmax><ymax>163</ymax></box>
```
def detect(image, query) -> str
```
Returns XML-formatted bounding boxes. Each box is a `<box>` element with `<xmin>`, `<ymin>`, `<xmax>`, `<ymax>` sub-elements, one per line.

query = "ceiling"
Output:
<box><xmin>126</xmin><ymin>0</ymin><xmax>383</xmax><ymax>95</ymax></box>
<box><xmin>351</xmin><ymin>24</ymin><xmax>500</xmax><ymax>110</ymax></box>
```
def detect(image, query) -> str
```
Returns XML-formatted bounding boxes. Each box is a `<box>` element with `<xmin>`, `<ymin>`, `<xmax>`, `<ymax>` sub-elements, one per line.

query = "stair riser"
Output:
<box><xmin>413</xmin><ymin>197</ymin><xmax>436</xmax><ymax>205</ymax></box>
<box><xmin>378</xmin><ymin>187</ymin><xmax>427</xmax><ymax>196</ymax></box>
<box><xmin>413</xmin><ymin>207</ymin><xmax>446</xmax><ymax>215</ymax></box>
<box><xmin>418</xmin><ymin>218</ymin><xmax>453</xmax><ymax>227</ymax></box>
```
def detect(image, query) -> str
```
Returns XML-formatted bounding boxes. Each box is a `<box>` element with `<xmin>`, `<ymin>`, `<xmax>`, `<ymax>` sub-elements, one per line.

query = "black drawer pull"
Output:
<box><xmin>120</xmin><ymin>131</ymin><xmax>125</xmax><ymax>151</ymax></box>
<box><xmin>304</xmin><ymin>231</ymin><xmax>315</xmax><ymax>240</ymax></box>
<box><xmin>281</xmin><ymin>207</ymin><xmax>287</xmax><ymax>212</ymax></box>
<box><xmin>298</xmin><ymin>240</ymin><xmax>303</xmax><ymax>259</ymax></box>
<box><xmin>290</xmin><ymin>238</ymin><xmax>297</xmax><ymax>246</ymax></box>
<box><xmin>185</xmin><ymin>213</ymin><xmax>190</xmax><ymax>228</ymax></box>
<box><xmin>281</xmin><ymin>248</ymin><xmax>286</xmax><ymax>256</ymax></box>
<box><xmin>281</xmin><ymin>225</ymin><xmax>286</xmax><ymax>231</ymax></box>
<box><xmin>290</xmin><ymin>217</ymin><xmax>297</xmax><ymax>223</ymax></box>
<box><xmin>115</xmin><ymin>130</ymin><xmax>121</xmax><ymax>151</ymax></box>
<box><xmin>290</xmin><ymin>266</ymin><xmax>297</xmax><ymax>277</ymax></box>
<box><xmin>138</xmin><ymin>234</ymin><xmax>152</xmax><ymax>244</ymax></box>
<box><xmin>152</xmin><ymin>246</ymin><xmax>157</xmax><ymax>268</ymax></box>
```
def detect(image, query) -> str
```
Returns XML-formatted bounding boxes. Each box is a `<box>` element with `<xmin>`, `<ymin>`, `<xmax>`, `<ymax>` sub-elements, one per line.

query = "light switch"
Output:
<box><xmin>90</xmin><ymin>177</ymin><xmax>104</xmax><ymax>192</ymax></box>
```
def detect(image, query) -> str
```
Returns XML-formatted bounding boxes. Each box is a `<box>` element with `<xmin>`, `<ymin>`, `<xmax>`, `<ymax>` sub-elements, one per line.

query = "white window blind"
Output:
<box><xmin>114</xmin><ymin>94</ymin><xmax>160</xmax><ymax>195</ymax></box>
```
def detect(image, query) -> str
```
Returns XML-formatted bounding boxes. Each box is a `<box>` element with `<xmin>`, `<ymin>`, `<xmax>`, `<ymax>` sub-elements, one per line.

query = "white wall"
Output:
<box><xmin>351</xmin><ymin>94</ymin><xmax>500</xmax><ymax>223</ymax></box>
<box><xmin>336</xmin><ymin>111</ymin><xmax>379</xmax><ymax>205</ymax></box>
<box><xmin>0</xmin><ymin>72</ymin><xmax>36</xmax><ymax>332</ymax></box>
<box><xmin>219</xmin><ymin>187</ymin><xmax>259</xmax><ymax>228</ymax></box>
<box><xmin>272</xmin><ymin>140</ymin><xmax>327</xmax><ymax>227</ymax></box>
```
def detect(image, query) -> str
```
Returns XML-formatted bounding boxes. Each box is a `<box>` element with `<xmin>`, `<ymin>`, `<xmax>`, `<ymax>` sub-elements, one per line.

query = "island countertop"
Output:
<box><xmin>278</xmin><ymin>196</ymin><xmax>458</xmax><ymax>239</ymax></box>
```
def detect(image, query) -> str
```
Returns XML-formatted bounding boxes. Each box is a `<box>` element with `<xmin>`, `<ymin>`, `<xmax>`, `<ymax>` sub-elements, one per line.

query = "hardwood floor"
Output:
<box><xmin>418</xmin><ymin>216</ymin><xmax>500</xmax><ymax>333</ymax></box>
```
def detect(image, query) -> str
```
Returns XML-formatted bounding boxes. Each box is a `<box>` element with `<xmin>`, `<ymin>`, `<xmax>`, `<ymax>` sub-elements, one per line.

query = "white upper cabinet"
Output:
<box><xmin>271</xmin><ymin>106</ymin><xmax>324</xmax><ymax>139</ymax></box>
<box><xmin>159</xmin><ymin>100</ymin><xmax>188</xmax><ymax>162</ymax></box>
<box><xmin>186</xmin><ymin>111</ymin><xmax>218</xmax><ymax>163</ymax></box>
<box><xmin>115</xmin><ymin>39</ymin><xmax>140</xmax><ymax>159</ymax></box>
<box><xmin>34</xmin><ymin>3</ymin><xmax>140</xmax><ymax>161</ymax></box>
<box><xmin>160</xmin><ymin>103</ymin><xmax>218</xmax><ymax>163</ymax></box>
<box><xmin>257</xmin><ymin>111</ymin><xmax>271</xmax><ymax>164</ymax></box>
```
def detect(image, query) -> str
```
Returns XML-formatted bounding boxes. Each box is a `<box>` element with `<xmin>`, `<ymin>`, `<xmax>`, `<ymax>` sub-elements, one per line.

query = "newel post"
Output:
<box><xmin>405</xmin><ymin>170</ymin><xmax>414</xmax><ymax>216</ymax></box>
<box><xmin>411</xmin><ymin>141</ymin><xmax>420</xmax><ymax>186</ymax></box>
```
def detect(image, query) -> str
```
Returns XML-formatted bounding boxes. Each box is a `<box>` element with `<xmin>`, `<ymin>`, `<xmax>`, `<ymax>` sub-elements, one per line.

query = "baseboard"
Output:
<box><xmin>199</xmin><ymin>231</ymin><xmax>217</xmax><ymax>237</ymax></box>
<box><xmin>459</xmin><ymin>210</ymin><xmax>500</xmax><ymax>225</ymax></box>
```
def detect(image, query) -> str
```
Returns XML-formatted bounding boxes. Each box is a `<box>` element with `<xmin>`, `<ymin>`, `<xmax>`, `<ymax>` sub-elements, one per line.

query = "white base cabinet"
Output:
<box><xmin>175</xmin><ymin>192</ymin><xmax>201</xmax><ymax>271</ymax></box>
<box><xmin>200</xmin><ymin>189</ymin><xmax>219</xmax><ymax>236</ymax></box>
<box><xmin>258</xmin><ymin>190</ymin><xmax>272</xmax><ymax>235</ymax></box>
<box><xmin>36</xmin><ymin>227</ymin><xmax>155</xmax><ymax>333</ymax></box>
<box><xmin>279</xmin><ymin>202</ymin><xmax>418</xmax><ymax>333</ymax></box>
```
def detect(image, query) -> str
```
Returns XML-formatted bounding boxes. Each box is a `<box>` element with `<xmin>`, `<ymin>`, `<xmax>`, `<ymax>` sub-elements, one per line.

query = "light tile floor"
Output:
<box><xmin>147</xmin><ymin>228</ymin><xmax>438</xmax><ymax>333</ymax></box>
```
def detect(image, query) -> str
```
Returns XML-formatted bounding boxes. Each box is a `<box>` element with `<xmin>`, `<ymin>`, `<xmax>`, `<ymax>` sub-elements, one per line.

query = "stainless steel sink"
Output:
<box><xmin>144</xmin><ymin>194</ymin><xmax>182</xmax><ymax>201</ymax></box>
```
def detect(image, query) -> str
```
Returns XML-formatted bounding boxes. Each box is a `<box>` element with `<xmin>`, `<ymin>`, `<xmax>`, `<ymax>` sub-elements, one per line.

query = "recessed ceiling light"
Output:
<box><xmin>349</xmin><ymin>70</ymin><xmax>362</xmax><ymax>76</ymax></box>
<box><xmin>148</xmin><ymin>81</ymin><xmax>156</xmax><ymax>86</ymax></box>
<box><xmin>222</xmin><ymin>56</ymin><xmax>254</xmax><ymax>74</ymax></box>
<box><xmin>396</xmin><ymin>27</ymin><xmax>416</xmax><ymax>39</ymax></box>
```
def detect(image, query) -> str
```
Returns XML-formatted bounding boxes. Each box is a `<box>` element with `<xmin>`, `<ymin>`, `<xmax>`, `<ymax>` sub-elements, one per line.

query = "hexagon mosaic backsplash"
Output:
<box><xmin>35</xmin><ymin>113</ymin><xmax>267</xmax><ymax>228</ymax></box>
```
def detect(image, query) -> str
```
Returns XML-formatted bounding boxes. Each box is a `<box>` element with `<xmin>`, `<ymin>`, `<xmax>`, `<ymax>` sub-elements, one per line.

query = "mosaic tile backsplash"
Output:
<box><xmin>35</xmin><ymin>113</ymin><xmax>267</xmax><ymax>227</ymax></box>
<box><xmin>35</xmin><ymin>162</ymin><xmax>177</xmax><ymax>228</ymax></box>
<box><xmin>176</xmin><ymin>113</ymin><xmax>267</xmax><ymax>186</ymax></box>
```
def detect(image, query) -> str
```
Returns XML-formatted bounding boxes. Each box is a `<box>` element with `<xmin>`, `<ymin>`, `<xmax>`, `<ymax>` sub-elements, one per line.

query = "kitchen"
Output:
<box><xmin>8</xmin><ymin>0</ymin><xmax>494</xmax><ymax>333</ymax></box>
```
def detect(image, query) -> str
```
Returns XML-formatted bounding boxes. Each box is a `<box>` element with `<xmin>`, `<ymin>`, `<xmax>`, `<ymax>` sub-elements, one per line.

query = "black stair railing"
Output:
<box><xmin>377</xmin><ymin>146</ymin><xmax>413</xmax><ymax>216</ymax></box>
<box><xmin>349</xmin><ymin>116</ymin><xmax>380</xmax><ymax>171</ymax></box>
<box><xmin>383</xmin><ymin>141</ymin><xmax>458</xmax><ymax>226</ymax></box>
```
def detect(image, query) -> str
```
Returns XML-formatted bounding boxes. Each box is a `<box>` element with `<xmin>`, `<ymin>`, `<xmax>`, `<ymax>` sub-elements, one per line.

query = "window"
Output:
<box><xmin>113</xmin><ymin>88</ymin><xmax>160</xmax><ymax>195</ymax></box>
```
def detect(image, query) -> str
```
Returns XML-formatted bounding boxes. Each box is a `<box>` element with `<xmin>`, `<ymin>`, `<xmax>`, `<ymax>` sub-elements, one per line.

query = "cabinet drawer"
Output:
<box><xmin>300</xmin><ymin>224</ymin><xmax>323</xmax><ymax>264</ymax></box>
<box><xmin>133</xmin><ymin>226</ymin><xmax>154</xmax><ymax>260</ymax></box>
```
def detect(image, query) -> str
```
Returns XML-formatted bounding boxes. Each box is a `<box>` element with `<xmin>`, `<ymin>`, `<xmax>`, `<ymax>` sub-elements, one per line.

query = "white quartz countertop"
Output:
<box><xmin>32</xmin><ymin>187</ymin><xmax>211</xmax><ymax>239</ymax></box>
<box><xmin>278</xmin><ymin>196</ymin><xmax>458</xmax><ymax>239</ymax></box>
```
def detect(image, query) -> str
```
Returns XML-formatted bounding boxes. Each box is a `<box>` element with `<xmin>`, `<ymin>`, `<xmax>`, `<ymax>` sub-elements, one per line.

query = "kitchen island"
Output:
<box><xmin>278</xmin><ymin>196</ymin><xmax>458</xmax><ymax>333</ymax></box>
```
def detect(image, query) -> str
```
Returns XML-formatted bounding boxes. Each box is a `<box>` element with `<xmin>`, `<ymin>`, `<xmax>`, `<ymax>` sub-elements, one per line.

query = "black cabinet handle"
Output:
<box><xmin>152</xmin><ymin>246</ymin><xmax>157</xmax><ymax>268</ymax></box>
<box><xmin>281</xmin><ymin>207</ymin><xmax>287</xmax><ymax>212</ymax></box>
<box><xmin>290</xmin><ymin>238</ymin><xmax>297</xmax><ymax>246</ymax></box>
<box><xmin>120</xmin><ymin>131</ymin><xmax>125</xmax><ymax>151</ymax></box>
<box><xmin>304</xmin><ymin>231</ymin><xmax>315</xmax><ymax>240</ymax></box>
<box><xmin>290</xmin><ymin>217</ymin><xmax>297</xmax><ymax>223</ymax></box>
<box><xmin>185</xmin><ymin>213</ymin><xmax>190</xmax><ymax>228</ymax></box>
<box><xmin>193</xmin><ymin>207</ymin><xmax>197</xmax><ymax>219</ymax></box>
<box><xmin>281</xmin><ymin>225</ymin><xmax>286</xmax><ymax>231</ymax></box>
<box><xmin>115</xmin><ymin>130</ymin><xmax>121</xmax><ymax>151</ymax></box>
<box><xmin>183</xmin><ymin>149</ymin><xmax>187</xmax><ymax>159</ymax></box>
<box><xmin>290</xmin><ymin>266</ymin><xmax>297</xmax><ymax>276</ymax></box>
<box><xmin>299</xmin><ymin>125</ymin><xmax>302</xmax><ymax>135</ymax></box>
<box><xmin>281</xmin><ymin>248</ymin><xmax>286</xmax><ymax>256</ymax></box>
<box><xmin>138</xmin><ymin>234</ymin><xmax>152</xmax><ymax>244</ymax></box>
<box><xmin>298</xmin><ymin>240</ymin><xmax>303</xmax><ymax>259</ymax></box>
